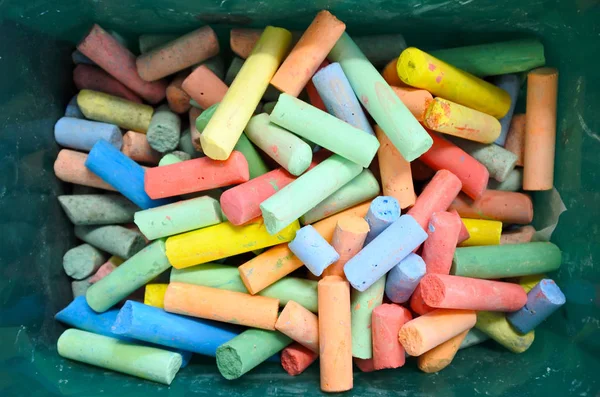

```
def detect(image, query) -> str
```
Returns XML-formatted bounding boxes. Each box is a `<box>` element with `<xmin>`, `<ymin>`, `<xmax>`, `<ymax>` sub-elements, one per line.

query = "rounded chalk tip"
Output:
<box><xmin>219</xmin><ymin>190</ymin><xmax>247</xmax><ymax>226</ymax></box>
<box><xmin>369</xmin><ymin>196</ymin><xmax>401</xmax><ymax>223</ymax></box>
<box><xmin>216</xmin><ymin>345</ymin><xmax>243</xmax><ymax>380</ymax></box>
<box><xmin>398</xmin><ymin>253</ymin><xmax>426</xmax><ymax>280</ymax></box>
<box><xmin>538</xmin><ymin>279</ymin><xmax>566</xmax><ymax>305</ymax></box>
<box><xmin>286</xmin><ymin>143</ymin><xmax>313</xmax><ymax>176</ymax></box>
<box><xmin>396</xmin><ymin>47</ymin><xmax>427</xmax><ymax>85</ymax></box>
<box><xmin>200</xmin><ymin>134</ymin><xmax>231</xmax><ymax>161</ymax></box>
<box><xmin>419</xmin><ymin>274</ymin><xmax>446</xmax><ymax>307</ymax></box>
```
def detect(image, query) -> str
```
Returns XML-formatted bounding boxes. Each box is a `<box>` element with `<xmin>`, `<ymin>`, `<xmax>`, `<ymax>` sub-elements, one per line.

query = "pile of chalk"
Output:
<box><xmin>53</xmin><ymin>10</ymin><xmax>565</xmax><ymax>391</ymax></box>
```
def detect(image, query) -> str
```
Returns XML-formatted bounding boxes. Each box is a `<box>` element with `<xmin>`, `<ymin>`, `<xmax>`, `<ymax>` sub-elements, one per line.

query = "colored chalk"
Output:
<box><xmin>423</xmin><ymin>98</ymin><xmax>502</xmax><ymax>144</ymax></box>
<box><xmin>89</xmin><ymin>256</ymin><xmax>123</xmax><ymax>283</ymax></box>
<box><xmin>422</xmin><ymin>211</ymin><xmax>462</xmax><ymax>275</ymax></box>
<box><xmin>216</xmin><ymin>328</ymin><xmax>291</xmax><ymax>380</ymax></box>
<box><xmin>262</xmin><ymin>101</ymin><xmax>276</xmax><ymax>114</ymax></box>
<box><xmin>409</xmin><ymin>284</ymin><xmax>435</xmax><ymax>315</ymax></box>
<box><xmin>300</xmin><ymin>169</ymin><xmax>380</xmax><ymax>225</ymax></box>
<box><xmin>391</xmin><ymin>86</ymin><xmax>433</xmax><ymax>122</ymax></box>
<box><xmin>281</xmin><ymin>344</ymin><xmax>319</xmax><ymax>376</ymax></box>
<box><xmin>224</xmin><ymin>57</ymin><xmax>244</xmax><ymax>85</ymax></box>
<box><xmin>419</xmin><ymin>132</ymin><xmax>489</xmax><ymax>200</ymax></box>
<box><xmin>452</xmin><ymin>242</ymin><xmax>562</xmax><ymax>279</ymax></box>
<box><xmin>507</xmin><ymin>279</ymin><xmax>566</xmax><ymax>333</ymax></box>
<box><xmin>319</xmin><ymin>276</ymin><xmax>353</xmax><ymax>392</ymax></box>
<box><xmin>475</xmin><ymin>311</ymin><xmax>534</xmax><ymax>353</ymax></box>
<box><xmin>398</xmin><ymin>309</ymin><xmax>477</xmax><ymax>356</ymax></box>
<box><xmin>121</xmin><ymin>131</ymin><xmax>162</xmax><ymax>165</ymax></box>
<box><xmin>63</xmin><ymin>243</ymin><xmax>106</xmax><ymax>280</ymax></box>
<box><xmin>354</xmin><ymin>358</ymin><xmax>376</xmax><ymax>372</ymax></box>
<box><xmin>165</xmin><ymin>71</ymin><xmax>191</xmax><ymax>114</ymax></box>
<box><xmin>289</xmin><ymin>225</ymin><xmax>340</xmax><ymax>277</ymax></box>
<box><xmin>382</xmin><ymin>57</ymin><xmax>402</xmax><ymax>86</ymax></box>
<box><xmin>189</xmin><ymin>107</ymin><xmax>203</xmax><ymax>151</ymax></box>
<box><xmin>54</xmin><ymin>117</ymin><xmax>122</xmax><ymax>152</ymax></box>
<box><xmin>54</xmin><ymin>149</ymin><xmax>115</xmax><ymax>191</ymax></box>
<box><xmin>275</xmin><ymin>301</ymin><xmax>319</xmax><ymax>352</ymax></box>
<box><xmin>57</xmin><ymin>329</ymin><xmax>181</xmax><ymax>385</ymax></box>
<box><xmin>58</xmin><ymin>194</ymin><xmax>137</xmax><ymax>225</ymax></box>
<box><xmin>452</xmin><ymin>210</ymin><xmax>471</xmax><ymax>244</ymax></box>
<box><xmin>72</xmin><ymin>49</ymin><xmax>95</xmax><ymax>65</ymax></box>
<box><xmin>245</xmin><ymin>113</ymin><xmax>312</xmax><ymax>176</ymax></box>
<box><xmin>500</xmin><ymin>225</ymin><xmax>536</xmax><ymax>245</ymax></box>
<box><xmin>71</xmin><ymin>277</ymin><xmax>93</xmax><ymax>297</ymax></box>
<box><xmin>182</xmin><ymin>65</ymin><xmax>228</xmax><ymax>110</ymax></box>
<box><xmin>448</xmin><ymin>137</ymin><xmax>518</xmax><ymax>182</ymax></box>
<box><xmin>523</xmin><ymin>68</ymin><xmax>558</xmax><ymax>191</ymax></box>
<box><xmin>459</xmin><ymin>329</ymin><xmax>490</xmax><ymax>350</ymax></box>
<box><xmin>329</xmin><ymin>33</ymin><xmax>432</xmax><ymax>162</ymax></box>
<box><xmin>73</xmin><ymin>64</ymin><xmax>142</xmax><ymax>103</ymax></box>
<box><xmin>196</xmin><ymin>56</ymin><xmax>226</xmax><ymax>80</ymax></box>
<box><xmin>492</xmin><ymin>74</ymin><xmax>520</xmax><ymax>146</ymax></box>
<box><xmin>459</xmin><ymin>218</ymin><xmax>502</xmax><ymax>247</ymax></box>
<box><xmin>510</xmin><ymin>274</ymin><xmax>547</xmax><ymax>293</ymax></box>
<box><xmin>505</xmin><ymin>113</ymin><xmax>525</xmax><ymax>166</ymax></box>
<box><xmin>418</xmin><ymin>330</ymin><xmax>468</xmax><ymax>373</ymax></box>
<box><xmin>74</xmin><ymin>225</ymin><xmax>145</xmax><ymax>259</ymax></box>
<box><xmin>353</xmin><ymin>34</ymin><xmax>407</xmax><ymax>66</ymax></box>
<box><xmin>408</xmin><ymin>169</ymin><xmax>463</xmax><ymax>230</ymax></box>
<box><xmin>260</xmin><ymin>154</ymin><xmax>362</xmax><ymax>234</ymax></box>
<box><xmin>78</xmin><ymin>24</ymin><xmax>167</xmax><ymax>103</ymax></box>
<box><xmin>385</xmin><ymin>253</ymin><xmax>426</xmax><ymax>303</ymax></box>
<box><xmin>146</xmin><ymin>105</ymin><xmax>181</xmax><ymax>153</ymax></box>
<box><xmin>351</xmin><ymin>276</ymin><xmax>386</xmax><ymax>359</ymax></box>
<box><xmin>138</xmin><ymin>34</ymin><xmax>178</xmax><ymax>54</ymax></box>
<box><xmin>56</xmin><ymin>296</ymin><xmax>129</xmax><ymax>339</ymax></box>
<box><xmin>398</xmin><ymin>48</ymin><xmax>511</xmax><ymax>118</ymax></box>
<box><xmin>77</xmin><ymin>90</ymin><xmax>154</xmax><ymax>133</ymax></box>
<box><xmin>164</xmin><ymin>282</ymin><xmax>279</xmax><ymax>330</ymax></box>
<box><xmin>136</xmin><ymin>26</ymin><xmax>219</xmax><ymax>81</ymax></box>
<box><xmin>271</xmin><ymin>94</ymin><xmax>379</xmax><ymax>168</ymax></box>
<box><xmin>364</xmin><ymin>196</ymin><xmax>401</xmax><ymax>245</ymax></box>
<box><xmin>86</xmin><ymin>240</ymin><xmax>171</xmax><ymax>312</ymax></box>
<box><xmin>229</xmin><ymin>28</ymin><xmax>263</xmax><ymax>57</ymax></box>
<box><xmin>324</xmin><ymin>216</ymin><xmax>369</xmax><ymax>279</ymax></box>
<box><xmin>143</xmin><ymin>283</ymin><xmax>168</xmax><ymax>308</ymax></box>
<box><xmin>201</xmin><ymin>27</ymin><xmax>291</xmax><ymax>160</ymax></box>
<box><xmin>177</xmin><ymin>128</ymin><xmax>198</xmax><ymax>158</ymax></box>
<box><xmin>65</xmin><ymin>95</ymin><xmax>85</xmax><ymax>119</ymax></box>
<box><xmin>420</xmin><ymin>274</ymin><xmax>528</xmax><ymax>311</ymax></box>
<box><xmin>372</xmin><ymin>304</ymin><xmax>412</xmax><ymax>370</ymax></box>
<box><xmin>304</xmin><ymin>60</ymin><xmax>330</xmax><ymax>112</ymax></box>
<box><xmin>159</xmin><ymin>151</ymin><xmax>190</xmax><ymax>165</ymax></box>
<box><xmin>488</xmin><ymin>168</ymin><xmax>523</xmax><ymax>192</ymax></box>
<box><xmin>449</xmin><ymin>190</ymin><xmax>533</xmax><ymax>224</ymax></box>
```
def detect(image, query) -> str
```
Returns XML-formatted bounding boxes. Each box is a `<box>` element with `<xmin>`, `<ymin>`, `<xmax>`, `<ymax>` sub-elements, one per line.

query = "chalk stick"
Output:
<box><xmin>475</xmin><ymin>311</ymin><xmax>534</xmax><ymax>353</ymax></box>
<box><xmin>459</xmin><ymin>329</ymin><xmax>490</xmax><ymax>350</ymax></box>
<box><xmin>146</xmin><ymin>105</ymin><xmax>181</xmax><ymax>153</ymax></box>
<box><xmin>408</xmin><ymin>170</ymin><xmax>463</xmax><ymax>230</ymax></box>
<box><xmin>138</xmin><ymin>34</ymin><xmax>178</xmax><ymax>54</ymax></box>
<box><xmin>505</xmin><ymin>113</ymin><xmax>525</xmax><ymax>166</ymax></box>
<box><xmin>158</xmin><ymin>151</ymin><xmax>189</xmax><ymax>166</ymax></box>
<box><xmin>409</xmin><ymin>284</ymin><xmax>435</xmax><ymax>315</ymax></box>
<box><xmin>260</xmin><ymin>154</ymin><xmax>362</xmax><ymax>234</ymax></box>
<box><xmin>275</xmin><ymin>301</ymin><xmax>319</xmax><ymax>352</ymax></box>
<box><xmin>189</xmin><ymin>107</ymin><xmax>203</xmax><ymax>151</ymax></box>
<box><xmin>65</xmin><ymin>95</ymin><xmax>85</xmax><ymax>119</ymax></box>
<box><xmin>372</xmin><ymin>304</ymin><xmax>412</xmax><ymax>370</ymax></box>
<box><xmin>300</xmin><ymin>169</ymin><xmax>380</xmax><ymax>224</ymax></box>
<box><xmin>323</xmin><ymin>216</ymin><xmax>369</xmax><ymax>279</ymax></box>
<box><xmin>353</xmin><ymin>34</ymin><xmax>407</xmax><ymax>66</ymax></box>
<box><xmin>329</xmin><ymin>33</ymin><xmax>432</xmax><ymax>162</ymax></box>
<box><xmin>196</xmin><ymin>55</ymin><xmax>226</xmax><ymax>80</ymax></box>
<box><xmin>351</xmin><ymin>277</ymin><xmax>386</xmax><ymax>359</ymax></box>
<box><xmin>289</xmin><ymin>225</ymin><xmax>340</xmax><ymax>277</ymax></box>
<box><xmin>523</xmin><ymin>68</ymin><xmax>558</xmax><ymax>191</ymax></box>
<box><xmin>56</xmin><ymin>296</ymin><xmax>128</xmax><ymax>338</ymax></box>
<box><xmin>449</xmin><ymin>190</ymin><xmax>533</xmax><ymax>224</ymax></box>
<box><xmin>452</xmin><ymin>210</ymin><xmax>471</xmax><ymax>244</ymax></box>
<box><xmin>459</xmin><ymin>218</ymin><xmax>502</xmax><ymax>247</ymax></box>
<box><xmin>385</xmin><ymin>253</ymin><xmax>426</xmax><ymax>303</ymax></box>
<box><xmin>72</xmin><ymin>49</ymin><xmax>95</xmax><ymax>65</ymax></box>
<box><xmin>507</xmin><ymin>279</ymin><xmax>565</xmax><ymax>333</ymax></box>
<box><xmin>74</xmin><ymin>225</ymin><xmax>145</xmax><ymax>259</ymax></box>
<box><xmin>452</xmin><ymin>242</ymin><xmax>562</xmax><ymax>279</ymax></box>
<box><xmin>304</xmin><ymin>60</ymin><xmax>329</xmax><ymax>112</ymax></box>
<box><xmin>54</xmin><ymin>149</ymin><xmax>115</xmax><ymax>191</ymax></box>
<box><xmin>391</xmin><ymin>86</ymin><xmax>433</xmax><ymax>122</ymax></box>
<box><xmin>201</xmin><ymin>27</ymin><xmax>291</xmax><ymax>160</ymax></box>
<box><xmin>422</xmin><ymin>211</ymin><xmax>462</xmax><ymax>275</ymax></box>
<box><xmin>121</xmin><ymin>131</ymin><xmax>162</xmax><ymax>165</ymax></box>
<box><xmin>143</xmin><ymin>284</ymin><xmax>168</xmax><ymax>308</ymax></box>
<box><xmin>90</xmin><ymin>256</ymin><xmax>123</xmax><ymax>283</ymax></box>
<box><xmin>492</xmin><ymin>74</ymin><xmax>520</xmax><ymax>146</ymax></box>
<box><xmin>166</xmin><ymin>71</ymin><xmax>191</xmax><ymax>114</ymax></box>
<box><xmin>364</xmin><ymin>196</ymin><xmax>401</xmax><ymax>245</ymax></box>
<box><xmin>281</xmin><ymin>344</ymin><xmax>319</xmax><ymax>376</ymax></box>
<box><xmin>500</xmin><ymin>225</ymin><xmax>536</xmax><ymax>245</ymax></box>
<box><xmin>429</xmin><ymin>38</ymin><xmax>545</xmax><ymax>77</ymax></box>
<box><xmin>319</xmin><ymin>276</ymin><xmax>352</xmax><ymax>392</ymax></box>
<box><xmin>182</xmin><ymin>65</ymin><xmax>228</xmax><ymax>109</ymax></box>
<box><xmin>54</xmin><ymin>117</ymin><xmax>122</xmax><ymax>153</ymax></box>
<box><xmin>448</xmin><ymin>137</ymin><xmax>518</xmax><ymax>182</ymax></box>
<box><xmin>354</xmin><ymin>358</ymin><xmax>376</xmax><ymax>372</ymax></box>
<box><xmin>71</xmin><ymin>277</ymin><xmax>93</xmax><ymax>298</ymax></box>
<box><xmin>423</xmin><ymin>98</ymin><xmax>502</xmax><ymax>144</ymax></box>
<box><xmin>58</xmin><ymin>194</ymin><xmax>137</xmax><ymax>225</ymax></box>
<box><xmin>230</xmin><ymin>28</ymin><xmax>268</xmax><ymax>58</ymax></box>
<box><xmin>63</xmin><ymin>243</ymin><xmax>106</xmax><ymax>280</ymax></box>
<box><xmin>418</xmin><ymin>330</ymin><xmax>468</xmax><ymax>373</ymax></box>
<box><xmin>382</xmin><ymin>58</ymin><xmax>402</xmax><ymax>86</ymax></box>
<box><xmin>177</xmin><ymin>128</ymin><xmax>198</xmax><ymax>158</ymax></box>
<box><xmin>510</xmin><ymin>274</ymin><xmax>547</xmax><ymax>293</ymax></box>
<box><xmin>398</xmin><ymin>309</ymin><xmax>477</xmax><ymax>356</ymax></box>
<box><xmin>224</xmin><ymin>57</ymin><xmax>244</xmax><ymax>85</ymax></box>
<box><xmin>488</xmin><ymin>168</ymin><xmax>523</xmax><ymax>192</ymax></box>
<box><xmin>77</xmin><ymin>90</ymin><xmax>153</xmax><ymax>133</ymax></box>
<box><xmin>245</xmin><ymin>113</ymin><xmax>312</xmax><ymax>176</ymax></box>
<box><xmin>73</xmin><ymin>64</ymin><xmax>142</xmax><ymax>103</ymax></box>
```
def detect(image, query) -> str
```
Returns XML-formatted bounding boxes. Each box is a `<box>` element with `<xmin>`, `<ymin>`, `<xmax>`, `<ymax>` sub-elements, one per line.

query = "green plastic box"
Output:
<box><xmin>0</xmin><ymin>1</ymin><xmax>598</xmax><ymax>395</ymax></box>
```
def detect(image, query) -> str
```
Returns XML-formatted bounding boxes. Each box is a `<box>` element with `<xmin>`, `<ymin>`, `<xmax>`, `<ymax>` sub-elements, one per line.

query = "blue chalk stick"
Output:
<box><xmin>344</xmin><ymin>214</ymin><xmax>427</xmax><ymax>292</ymax></box>
<box><xmin>54</xmin><ymin>117</ymin><xmax>123</xmax><ymax>152</ymax></box>
<box><xmin>65</xmin><ymin>95</ymin><xmax>86</xmax><ymax>119</ymax></box>
<box><xmin>312</xmin><ymin>63</ymin><xmax>375</xmax><ymax>135</ymax></box>
<box><xmin>385</xmin><ymin>253</ymin><xmax>426</xmax><ymax>304</ymax></box>
<box><xmin>459</xmin><ymin>329</ymin><xmax>490</xmax><ymax>350</ymax></box>
<box><xmin>493</xmin><ymin>74</ymin><xmax>520</xmax><ymax>146</ymax></box>
<box><xmin>71</xmin><ymin>50</ymin><xmax>96</xmax><ymax>65</ymax></box>
<box><xmin>507</xmin><ymin>279</ymin><xmax>566</xmax><ymax>334</ymax></box>
<box><xmin>364</xmin><ymin>196</ymin><xmax>401</xmax><ymax>245</ymax></box>
<box><xmin>288</xmin><ymin>225</ymin><xmax>340</xmax><ymax>277</ymax></box>
<box><xmin>86</xmin><ymin>140</ymin><xmax>174</xmax><ymax>209</ymax></box>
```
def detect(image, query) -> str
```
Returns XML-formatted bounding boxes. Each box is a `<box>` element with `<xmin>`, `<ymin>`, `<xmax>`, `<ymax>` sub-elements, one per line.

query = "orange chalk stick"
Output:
<box><xmin>166</xmin><ymin>71</ymin><xmax>192</xmax><ymax>114</ymax></box>
<box><xmin>372</xmin><ymin>304</ymin><xmax>412</xmax><ymax>370</ymax></box>
<box><xmin>144</xmin><ymin>151</ymin><xmax>249</xmax><ymax>199</ymax></box>
<box><xmin>54</xmin><ymin>149</ymin><xmax>116</xmax><ymax>191</ymax></box>
<box><xmin>182</xmin><ymin>65</ymin><xmax>228</xmax><ymax>110</ymax></box>
<box><xmin>73</xmin><ymin>64</ymin><xmax>142</xmax><ymax>103</ymax></box>
<box><xmin>318</xmin><ymin>276</ymin><xmax>352</xmax><ymax>392</ymax></box>
<box><xmin>164</xmin><ymin>282</ymin><xmax>279</xmax><ymax>330</ymax></box>
<box><xmin>281</xmin><ymin>343</ymin><xmax>319</xmax><ymax>376</ymax></box>
<box><xmin>398</xmin><ymin>309</ymin><xmax>476</xmax><ymax>356</ymax></box>
<box><xmin>449</xmin><ymin>190</ymin><xmax>533</xmax><ymax>224</ymax></box>
<box><xmin>230</xmin><ymin>29</ymin><xmax>263</xmax><ymax>59</ymax></box>
<box><xmin>271</xmin><ymin>11</ymin><xmax>345</xmax><ymax>97</ymax></box>
<box><xmin>408</xmin><ymin>169</ymin><xmax>462</xmax><ymax>230</ymax></box>
<box><xmin>410</xmin><ymin>284</ymin><xmax>435</xmax><ymax>316</ymax></box>
<box><xmin>121</xmin><ymin>131</ymin><xmax>162</xmax><ymax>165</ymax></box>
<box><xmin>391</xmin><ymin>86</ymin><xmax>433</xmax><ymax>122</ymax></box>
<box><xmin>189</xmin><ymin>108</ymin><xmax>203</xmax><ymax>151</ymax></box>
<box><xmin>523</xmin><ymin>68</ymin><xmax>558</xmax><ymax>191</ymax></box>
<box><xmin>422</xmin><ymin>211</ymin><xmax>462</xmax><ymax>275</ymax></box>
<box><xmin>417</xmin><ymin>330</ymin><xmax>468</xmax><ymax>373</ymax></box>
<box><xmin>382</xmin><ymin>58</ymin><xmax>402</xmax><ymax>86</ymax></box>
<box><xmin>500</xmin><ymin>225</ymin><xmax>536</xmax><ymax>245</ymax></box>
<box><xmin>323</xmin><ymin>216</ymin><xmax>369</xmax><ymax>279</ymax></box>
<box><xmin>505</xmin><ymin>113</ymin><xmax>525</xmax><ymax>166</ymax></box>
<box><xmin>275</xmin><ymin>301</ymin><xmax>319</xmax><ymax>352</ymax></box>
<box><xmin>451</xmin><ymin>210</ymin><xmax>471</xmax><ymax>244</ymax></box>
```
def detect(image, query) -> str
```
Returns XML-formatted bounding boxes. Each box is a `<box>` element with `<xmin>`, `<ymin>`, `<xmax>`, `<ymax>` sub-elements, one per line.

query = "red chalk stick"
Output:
<box><xmin>281</xmin><ymin>343</ymin><xmax>319</xmax><ymax>376</ymax></box>
<box><xmin>422</xmin><ymin>211</ymin><xmax>462</xmax><ymax>275</ymax></box>
<box><xmin>372</xmin><ymin>304</ymin><xmax>412</xmax><ymax>370</ymax></box>
<box><xmin>420</xmin><ymin>274</ymin><xmax>528</xmax><ymax>312</ymax></box>
<box><xmin>449</xmin><ymin>190</ymin><xmax>533</xmax><ymax>225</ymax></box>
<box><xmin>144</xmin><ymin>151</ymin><xmax>249</xmax><ymax>199</ymax></box>
<box><xmin>407</xmin><ymin>170</ymin><xmax>462</xmax><ymax>230</ymax></box>
<box><xmin>74</xmin><ymin>65</ymin><xmax>142</xmax><ymax>103</ymax></box>
<box><xmin>182</xmin><ymin>65</ymin><xmax>228</xmax><ymax>110</ymax></box>
<box><xmin>451</xmin><ymin>209</ymin><xmax>471</xmax><ymax>244</ymax></box>
<box><xmin>410</xmin><ymin>284</ymin><xmax>435</xmax><ymax>316</ymax></box>
<box><xmin>354</xmin><ymin>358</ymin><xmax>376</xmax><ymax>373</ymax></box>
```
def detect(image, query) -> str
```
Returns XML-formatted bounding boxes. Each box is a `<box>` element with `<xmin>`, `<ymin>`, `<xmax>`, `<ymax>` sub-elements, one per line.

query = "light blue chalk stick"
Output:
<box><xmin>86</xmin><ymin>140</ymin><xmax>174</xmax><ymax>209</ymax></box>
<box><xmin>71</xmin><ymin>50</ymin><xmax>96</xmax><ymax>65</ymax></box>
<box><xmin>54</xmin><ymin>117</ymin><xmax>122</xmax><ymax>152</ymax></box>
<box><xmin>65</xmin><ymin>96</ymin><xmax>86</xmax><ymax>119</ymax></box>
<box><xmin>312</xmin><ymin>63</ymin><xmax>374</xmax><ymax>135</ymax></box>
<box><xmin>459</xmin><ymin>329</ymin><xmax>490</xmax><ymax>350</ymax></box>
<box><xmin>493</xmin><ymin>74</ymin><xmax>520</xmax><ymax>146</ymax></box>
<box><xmin>364</xmin><ymin>196</ymin><xmax>401</xmax><ymax>245</ymax></box>
<box><xmin>507</xmin><ymin>279</ymin><xmax>566</xmax><ymax>334</ymax></box>
<box><xmin>345</xmin><ymin>215</ymin><xmax>427</xmax><ymax>292</ymax></box>
<box><xmin>288</xmin><ymin>225</ymin><xmax>340</xmax><ymax>277</ymax></box>
<box><xmin>385</xmin><ymin>253</ymin><xmax>426</xmax><ymax>304</ymax></box>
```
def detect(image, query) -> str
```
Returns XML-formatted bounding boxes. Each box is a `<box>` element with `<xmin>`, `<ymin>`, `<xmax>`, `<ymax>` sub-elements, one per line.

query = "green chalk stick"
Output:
<box><xmin>225</xmin><ymin>57</ymin><xmax>245</xmax><ymax>85</ymax></box>
<box><xmin>74</xmin><ymin>225</ymin><xmax>146</xmax><ymax>259</ymax></box>
<box><xmin>452</xmin><ymin>242</ymin><xmax>562</xmax><ymax>279</ymax></box>
<box><xmin>246</xmin><ymin>113</ymin><xmax>312</xmax><ymax>176</ymax></box>
<box><xmin>475</xmin><ymin>311</ymin><xmax>534</xmax><ymax>353</ymax></box>
<box><xmin>329</xmin><ymin>33</ymin><xmax>432</xmax><ymax>162</ymax></box>
<box><xmin>449</xmin><ymin>137</ymin><xmax>518</xmax><ymax>182</ymax></box>
<box><xmin>260</xmin><ymin>277</ymin><xmax>318</xmax><ymax>312</ymax></box>
<box><xmin>195</xmin><ymin>103</ymin><xmax>218</xmax><ymax>132</ymax></box>
<box><xmin>260</xmin><ymin>154</ymin><xmax>363</xmax><ymax>234</ymax></box>
<box><xmin>134</xmin><ymin>196</ymin><xmax>223</xmax><ymax>240</ymax></box>
<box><xmin>271</xmin><ymin>94</ymin><xmax>379</xmax><ymax>168</ymax></box>
<box><xmin>170</xmin><ymin>150</ymin><xmax>191</xmax><ymax>161</ymax></box>
<box><xmin>216</xmin><ymin>329</ymin><xmax>292</xmax><ymax>380</ymax></box>
<box><xmin>147</xmin><ymin>105</ymin><xmax>181</xmax><ymax>153</ymax></box>
<box><xmin>63</xmin><ymin>243</ymin><xmax>106</xmax><ymax>280</ymax></box>
<box><xmin>86</xmin><ymin>240</ymin><xmax>171</xmax><ymax>312</ymax></box>
<box><xmin>430</xmin><ymin>39</ymin><xmax>545</xmax><ymax>77</ymax></box>
<box><xmin>262</xmin><ymin>101</ymin><xmax>276</xmax><ymax>115</ymax></box>
<box><xmin>58</xmin><ymin>194</ymin><xmax>138</xmax><ymax>225</ymax></box>
<box><xmin>300</xmin><ymin>169</ymin><xmax>380</xmax><ymax>225</ymax></box>
<box><xmin>234</xmin><ymin>133</ymin><xmax>270</xmax><ymax>179</ymax></box>
<box><xmin>58</xmin><ymin>329</ymin><xmax>182</xmax><ymax>384</ymax></box>
<box><xmin>178</xmin><ymin>128</ymin><xmax>198</xmax><ymax>158</ymax></box>
<box><xmin>71</xmin><ymin>276</ymin><xmax>93</xmax><ymax>298</ymax></box>
<box><xmin>487</xmin><ymin>168</ymin><xmax>523</xmax><ymax>192</ymax></box>
<box><xmin>353</xmin><ymin>33</ymin><xmax>407</xmax><ymax>66</ymax></box>
<box><xmin>190</xmin><ymin>99</ymin><xmax>202</xmax><ymax>109</ymax></box>
<box><xmin>138</xmin><ymin>34</ymin><xmax>178</xmax><ymax>54</ymax></box>
<box><xmin>351</xmin><ymin>276</ymin><xmax>386</xmax><ymax>359</ymax></box>
<box><xmin>158</xmin><ymin>151</ymin><xmax>191</xmax><ymax>166</ymax></box>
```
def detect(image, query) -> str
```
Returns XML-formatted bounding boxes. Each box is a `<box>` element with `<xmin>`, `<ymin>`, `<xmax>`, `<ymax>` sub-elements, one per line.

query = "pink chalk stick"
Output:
<box><xmin>281</xmin><ymin>343</ymin><xmax>319</xmax><ymax>376</ymax></box>
<box><xmin>74</xmin><ymin>65</ymin><xmax>143</xmax><ymax>103</ymax></box>
<box><xmin>89</xmin><ymin>261</ymin><xmax>117</xmax><ymax>283</ymax></box>
<box><xmin>372</xmin><ymin>304</ymin><xmax>412</xmax><ymax>370</ymax></box>
<box><xmin>354</xmin><ymin>358</ymin><xmax>376</xmax><ymax>373</ymax></box>
<box><xmin>451</xmin><ymin>209</ymin><xmax>471</xmax><ymax>243</ymax></box>
<box><xmin>410</xmin><ymin>284</ymin><xmax>435</xmax><ymax>316</ymax></box>
<box><xmin>407</xmin><ymin>170</ymin><xmax>462</xmax><ymax>230</ymax></box>
<box><xmin>422</xmin><ymin>211</ymin><xmax>462</xmax><ymax>275</ymax></box>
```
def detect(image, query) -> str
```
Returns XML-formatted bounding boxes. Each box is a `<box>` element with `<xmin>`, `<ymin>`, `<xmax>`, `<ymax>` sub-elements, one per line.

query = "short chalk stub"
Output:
<box><xmin>507</xmin><ymin>279</ymin><xmax>566</xmax><ymax>334</ymax></box>
<box><xmin>385</xmin><ymin>253</ymin><xmax>426</xmax><ymax>304</ymax></box>
<box><xmin>364</xmin><ymin>196</ymin><xmax>401</xmax><ymax>245</ymax></box>
<box><xmin>288</xmin><ymin>225</ymin><xmax>340</xmax><ymax>277</ymax></box>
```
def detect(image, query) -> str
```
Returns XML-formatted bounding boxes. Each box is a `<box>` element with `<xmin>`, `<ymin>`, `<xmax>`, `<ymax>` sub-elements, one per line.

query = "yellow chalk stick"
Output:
<box><xmin>507</xmin><ymin>274</ymin><xmax>547</xmax><ymax>293</ymax></box>
<box><xmin>476</xmin><ymin>311</ymin><xmax>534</xmax><ymax>353</ymax></box>
<box><xmin>397</xmin><ymin>48</ymin><xmax>511</xmax><ymax>118</ymax></box>
<box><xmin>201</xmin><ymin>26</ymin><xmax>292</xmax><ymax>160</ymax></box>
<box><xmin>166</xmin><ymin>218</ymin><xmax>300</xmax><ymax>269</ymax></box>
<box><xmin>144</xmin><ymin>283</ymin><xmax>168</xmax><ymax>309</ymax></box>
<box><xmin>458</xmin><ymin>218</ymin><xmax>502</xmax><ymax>247</ymax></box>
